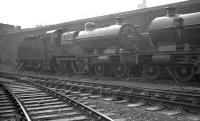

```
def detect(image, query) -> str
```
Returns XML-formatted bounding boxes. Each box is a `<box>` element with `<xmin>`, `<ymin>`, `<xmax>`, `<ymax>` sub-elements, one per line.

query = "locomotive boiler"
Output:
<box><xmin>60</xmin><ymin>17</ymin><xmax>151</xmax><ymax>54</ymax></box>
<box><xmin>150</xmin><ymin>7</ymin><xmax>200</xmax><ymax>51</ymax></box>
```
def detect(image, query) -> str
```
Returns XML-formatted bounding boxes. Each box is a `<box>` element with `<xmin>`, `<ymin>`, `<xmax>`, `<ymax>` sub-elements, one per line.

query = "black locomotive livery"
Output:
<box><xmin>16</xmin><ymin>7</ymin><xmax>200</xmax><ymax>82</ymax></box>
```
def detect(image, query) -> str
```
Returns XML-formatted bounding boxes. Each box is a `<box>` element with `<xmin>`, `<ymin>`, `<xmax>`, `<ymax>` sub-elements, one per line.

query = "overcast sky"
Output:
<box><xmin>0</xmin><ymin>0</ymin><xmax>186</xmax><ymax>28</ymax></box>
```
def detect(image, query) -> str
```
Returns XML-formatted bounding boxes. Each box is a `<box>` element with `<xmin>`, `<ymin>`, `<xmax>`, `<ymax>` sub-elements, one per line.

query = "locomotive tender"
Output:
<box><xmin>17</xmin><ymin>7</ymin><xmax>200</xmax><ymax>82</ymax></box>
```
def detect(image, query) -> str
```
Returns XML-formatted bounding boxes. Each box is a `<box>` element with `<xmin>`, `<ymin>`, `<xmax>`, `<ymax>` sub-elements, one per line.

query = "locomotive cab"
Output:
<box><xmin>46</xmin><ymin>29</ymin><xmax>63</xmax><ymax>46</ymax></box>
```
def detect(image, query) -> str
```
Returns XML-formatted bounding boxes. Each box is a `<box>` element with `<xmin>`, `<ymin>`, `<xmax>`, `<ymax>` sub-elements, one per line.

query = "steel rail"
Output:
<box><xmin>25</xmin><ymin>75</ymin><xmax>200</xmax><ymax>111</ymax></box>
<box><xmin>2</xmin><ymin>71</ymin><xmax>200</xmax><ymax>98</ymax></box>
<box><xmin>31</xmin><ymin>76</ymin><xmax>200</xmax><ymax>98</ymax></box>
<box><xmin>39</xmin><ymin>80</ymin><xmax>200</xmax><ymax>108</ymax></box>
<box><xmin>2</xmin><ymin>72</ymin><xmax>200</xmax><ymax>112</ymax></box>
<box><xmin>0</xmin><ymin>82</ymin><xmax>32</xmax><ymax>121</ymax></box>
<box><xmin>18</xmin><ymin>78</ymin><xmax>114</xmax><ymax>121</ymax></box>
<box><xmin>7</xmin><ymin>71</ymin><xmax>199</xmax><ymax>95</ymax></box>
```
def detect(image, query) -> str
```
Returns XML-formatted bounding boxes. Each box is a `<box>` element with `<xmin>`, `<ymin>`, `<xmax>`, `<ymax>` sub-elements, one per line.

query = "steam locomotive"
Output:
<box><xmin>17</xmin><ymin>7</ymin><xmax>200</xmax><ymax>82</ymax></box>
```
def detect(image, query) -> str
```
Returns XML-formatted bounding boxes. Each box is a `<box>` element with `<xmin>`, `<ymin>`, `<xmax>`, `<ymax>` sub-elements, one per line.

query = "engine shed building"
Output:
<box><xmin>0</xmin><ymin>0</ymin><xmax>200</xmax><ymax>65</ymax></box>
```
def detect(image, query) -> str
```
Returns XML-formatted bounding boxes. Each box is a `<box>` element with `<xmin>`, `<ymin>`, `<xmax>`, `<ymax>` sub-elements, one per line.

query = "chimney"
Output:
<box><xmin>85</xmin><ymin>22</ymin><xmax>95</xmax><ymax>31</ymax></box>
<box><xmin>115</xmin><ymin>17</ymin><xmax>124</xmax><ymax>25</ymax></box>
<box><xmin>166</xmin><ymin>6</ymin><xmax>176</xmax><ymax>17</ymax></box>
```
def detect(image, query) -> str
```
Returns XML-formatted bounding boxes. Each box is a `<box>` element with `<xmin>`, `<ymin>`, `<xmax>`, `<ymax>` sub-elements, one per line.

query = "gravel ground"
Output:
<box><xmin>51</xmin><ymin>75</ymin><xmax>200</xmax><ymax>92</ymax></box>
<box><xmin>85</xmin><ymin>97</ymin><xmax>193</xmax><ymax>121</ymax></box>
<box><xmin>1</xmin><ymin>63</ymin><xmax>200</xmax><ymax>92</ymax></box>
<box><xmin>7</xmin><ymin>69</ymin><xmax>200</xmax><ymax>92</ymax></box>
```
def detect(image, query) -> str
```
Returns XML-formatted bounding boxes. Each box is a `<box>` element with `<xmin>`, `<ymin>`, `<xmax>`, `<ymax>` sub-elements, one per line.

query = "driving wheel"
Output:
<box><xmin>113</xmin><ymin>63</ymin><xmax>128</xmax><ymax>78</ymax></box>
<box><xmin>173</xmin><ymin>65</ymin><xmax>194</xmax><ymax>82</ymax></box>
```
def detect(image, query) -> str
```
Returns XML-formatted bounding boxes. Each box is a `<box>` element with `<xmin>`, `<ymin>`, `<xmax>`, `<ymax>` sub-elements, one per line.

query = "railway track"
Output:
<box><xmin>1</xmin><ymin>72</ymin><xmax>200</xmax><ymax>120</ymax></box>
<box><xmin>0</xmin><ymin>79</ymin><xmax>25</xmax><ymax>120</ymax></box>
<box><xmin>0</xmin><ymin>76</ymin><xmax>118</xmax><ymax>121</ymax></box>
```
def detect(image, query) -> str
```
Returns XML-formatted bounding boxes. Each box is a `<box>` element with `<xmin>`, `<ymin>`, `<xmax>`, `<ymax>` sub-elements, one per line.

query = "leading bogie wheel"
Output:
<box><xmin>173</xmin><ymin>65</ymin><xmax>194</xmax><ymax>82</ymax></box>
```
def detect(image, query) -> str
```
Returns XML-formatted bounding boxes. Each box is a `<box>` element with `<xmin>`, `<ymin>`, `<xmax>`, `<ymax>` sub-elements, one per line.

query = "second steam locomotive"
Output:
<box><xmin>17</xmin><ymin>7</ymin><xmax>200</xmax><ymax>82</ymax></box>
